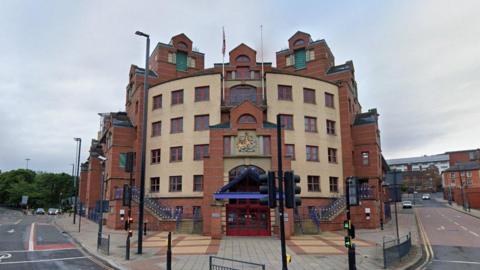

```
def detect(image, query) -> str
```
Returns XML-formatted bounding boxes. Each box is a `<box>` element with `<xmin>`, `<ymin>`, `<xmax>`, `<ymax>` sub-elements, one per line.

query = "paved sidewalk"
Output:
<box><xmin>54</xmin><ymin>211</ymin><xmax>421</xmax><ymax>270</ymax></box>
<box><xmin>434</xmin><ymin>194</ymin><xmax>480</xmax><ymax>219</ymax></box>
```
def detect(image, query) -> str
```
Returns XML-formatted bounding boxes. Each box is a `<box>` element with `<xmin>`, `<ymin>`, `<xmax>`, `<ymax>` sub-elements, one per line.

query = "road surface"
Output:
<box><xmin>0</xmin><ymin>207</ymin><xmax>109</xmax><ymax>270</ymax></box>
<box><xmin>415</xmin><ymin>193</ymin><xmax>480</xmax><ymax>270</ymax></box>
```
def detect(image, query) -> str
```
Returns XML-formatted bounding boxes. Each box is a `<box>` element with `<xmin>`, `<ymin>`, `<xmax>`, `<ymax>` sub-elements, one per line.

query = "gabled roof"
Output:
<box><xmin>288</xmin><ymin>31</ymin><xmax>312</xmax><ymax>41</ymax></box>
<box><xmin>229</xmin><ymin>43</ymin><xmax>256</xmax><ymax>54</ymax></box>
<box><xmin>171</xmin><ymin>33</ymin><xmax>192</xmax><ymax>43</ymax></box>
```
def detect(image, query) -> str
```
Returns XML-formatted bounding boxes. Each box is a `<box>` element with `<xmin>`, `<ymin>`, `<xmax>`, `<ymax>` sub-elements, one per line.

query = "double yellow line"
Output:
<box><xmin>416</xmin><ymin>209</ymin><xmax>434</xmax><ymax>269</ymax></box>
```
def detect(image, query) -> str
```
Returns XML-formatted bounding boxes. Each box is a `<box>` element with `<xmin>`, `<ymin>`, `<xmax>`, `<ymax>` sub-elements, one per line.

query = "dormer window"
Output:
<box><xmin>294</xmin><ymin>39</ymin><xmax>305</xmax><ymax>46</ymax></box>
<box><xmin>236</xmin><ymin>55</ymin><xmax>250</xmax><ymax>63</ymax></box>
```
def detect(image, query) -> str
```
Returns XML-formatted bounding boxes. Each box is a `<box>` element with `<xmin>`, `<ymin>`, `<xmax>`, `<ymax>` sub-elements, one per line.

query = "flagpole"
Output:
<box><xmin>222</xmin><ymin>27</ymin><xmax>225</xmax><ymax>104</ymax></box>
<box><xmin>261</xmin><ymin>25</ymin><xmax>265</xmax><ymax>102</ymax></box>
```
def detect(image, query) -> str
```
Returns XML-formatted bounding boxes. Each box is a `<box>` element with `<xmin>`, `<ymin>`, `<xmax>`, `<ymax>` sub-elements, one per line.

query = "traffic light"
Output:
<box><xmin>344</xmin><ymin>236</ymin><xmax>352</xmax><ymax>248</ymax></box>
<box><xmin>343</xmin><ymin>220</ymin><xmax>355</xmax><ymax>239</ymax></box>
<box><xmin>284</xmin><ymin>171</ymin><xmax>301</xmax><ymax>209</ymax></box>
<box><xmin>259</xmin><ymin>171</ymin><xmax>277</xmax><ymax>208</ymax></box>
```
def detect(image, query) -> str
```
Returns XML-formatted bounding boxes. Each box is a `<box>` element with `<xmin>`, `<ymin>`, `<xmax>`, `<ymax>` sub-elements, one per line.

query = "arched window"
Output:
<box><xmin>294</xmin><ymin>39</ymin><xmax>305</xmax><ymax>46</ymax></box>
<box><xmin>177</xmin><ymin>42</ymin><xmax>188</xmax><ymax>50</ymax></box>
<box><xmin>236</xmin><ymin>55</ymin><xmax>250</xmax><ymax>63</ymax></box>
<box><xmin>229</xmin><ymin>85</ymin><xmax>257</xmax><ymax>105</ymax></box>
<box><xmin>238</xmin><ymin>114</ymin><xmax>256</xmax><ymax>124</ymax></box>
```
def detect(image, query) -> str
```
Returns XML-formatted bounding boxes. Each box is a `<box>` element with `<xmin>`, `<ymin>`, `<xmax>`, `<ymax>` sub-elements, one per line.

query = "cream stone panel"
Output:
<box><xmin>146</xmin><ymin>74</ymin><xmax>221</xmax><ymax>197</ymax></box>
<box><xmin>265</xmin><ymin>73</ymin><xmax>344</xmax><ymax>197</ymax></box>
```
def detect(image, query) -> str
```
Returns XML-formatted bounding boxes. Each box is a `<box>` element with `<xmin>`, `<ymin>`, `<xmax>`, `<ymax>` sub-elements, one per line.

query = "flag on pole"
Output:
<box><xmin>222</xmin><ymin>27</ymin><xmax>226</xmax><ymax>56</ymax></box>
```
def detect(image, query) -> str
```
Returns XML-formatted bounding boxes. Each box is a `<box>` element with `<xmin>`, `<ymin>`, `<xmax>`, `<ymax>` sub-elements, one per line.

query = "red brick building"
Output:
<box><xmin>79</xmin><ymin>31</ymin><xmax>388</xmax><ymax>237</ymax></box>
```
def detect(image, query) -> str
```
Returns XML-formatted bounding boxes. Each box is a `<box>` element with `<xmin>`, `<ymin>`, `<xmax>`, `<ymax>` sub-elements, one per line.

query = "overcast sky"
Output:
<box><xmin>1</xmin><ymin>0</ymin><xmax>479</xmax><ymax>173</ymax></box>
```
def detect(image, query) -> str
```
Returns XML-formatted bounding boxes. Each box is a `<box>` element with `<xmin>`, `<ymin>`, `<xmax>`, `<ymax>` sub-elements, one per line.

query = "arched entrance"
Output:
<box><xmin>225</xmin><ymin>165</ymin><xmax>270</xmax><ymax>236</ymax></box>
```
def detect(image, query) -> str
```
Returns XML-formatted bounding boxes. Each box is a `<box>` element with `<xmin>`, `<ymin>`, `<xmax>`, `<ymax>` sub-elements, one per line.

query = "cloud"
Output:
<box><xmin>0</xmin><ymin>0</ymin><xmax>479</xmax><ymax>172</ymax></box>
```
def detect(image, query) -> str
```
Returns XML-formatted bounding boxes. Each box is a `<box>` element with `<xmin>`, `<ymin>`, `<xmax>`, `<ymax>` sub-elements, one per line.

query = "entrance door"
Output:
<box><xmin>226</xmin><ymin>203</ymin><xmax>270</xmax><ymax>236</ymax></box>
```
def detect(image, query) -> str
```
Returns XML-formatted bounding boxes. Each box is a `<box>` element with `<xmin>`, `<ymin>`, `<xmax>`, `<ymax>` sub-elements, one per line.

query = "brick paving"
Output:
<box><xmin>54</xmin><ymin>210</ymin><xmax>421</xmax><ymax>270</ymax></box>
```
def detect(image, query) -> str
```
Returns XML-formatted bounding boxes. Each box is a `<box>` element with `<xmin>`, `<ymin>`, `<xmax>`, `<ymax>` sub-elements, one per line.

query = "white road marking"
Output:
<box><xmin>0</xmin><ymin>253</ymin><xmax>12</xmax><ymax>262</ymax></box>
<box><xmin>461</xmin><ymin>226</ymin><xmax>468</xmax><ymax>231</ymax></box>
<box><xmin>0</xmin><ymin>248</ymin><xmax>77</xmax><ymax>253</ymax></box>
<box><xmin>469</xmin><ymin>231</ymin><xmax>479</xmax><ymax>237</ymax></box>
<box><xmin>454</xmin><ymin>222</ymin><xmax>459</xmax><ymax>225</ymax></box>
<box><xmin>28</xmin><ymin>222</ymin><xmax>35</xmax><ymax>251</ymax></box>
<box><xmin>0</xmin><ymin>256</ymin><xmax>90</xmax><ymax>265</ymax></box>
<box><xmin>13</xmin><ymin>219</ymin><xmax>22</xmax><ymax>225</ymax></box>
<box><xmin>7</xmin><ymin>229</ymin><xmax>14</xmax><ymax>233</ymax></box>
<box><xmin>437</xmin><ymin>226</ymin><xmax>445</xmax><ymax>231</ymax></box>
<box><xmin>433</xmin><ymin>259</ymin><xmax>480</xmax><ymax>265</ymax></box>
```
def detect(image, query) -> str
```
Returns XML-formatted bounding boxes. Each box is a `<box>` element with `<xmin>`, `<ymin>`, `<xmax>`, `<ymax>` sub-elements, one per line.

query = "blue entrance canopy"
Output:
<box><xmin>213</xmin><ymin>192</ymin><xmax>266</xmax><ymax>200</ymax></box>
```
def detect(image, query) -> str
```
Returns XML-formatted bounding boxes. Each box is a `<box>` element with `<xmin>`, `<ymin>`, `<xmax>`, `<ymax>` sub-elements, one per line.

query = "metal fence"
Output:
<box><xmin>209</xmin><ymin>256</ymin><xmax>265</xmax><ymax>270</ymax></box>
<box><xmin>383</xmin><ymin>232</ymin><xmax>412</xmax><ymax>268</ymax></box>
<box><xmin>98</xmin><ymin>234</ymin><xmax>110</xmax><ymax>255</ymax></box>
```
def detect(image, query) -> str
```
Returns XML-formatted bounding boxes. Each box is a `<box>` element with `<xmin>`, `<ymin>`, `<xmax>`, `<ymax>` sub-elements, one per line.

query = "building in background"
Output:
<box><xmin>443</xmin><ymin>162</ymin><xmax>480</xmax><ymax>209</ymax></box>
<box><xmin>79</xmin><ymin>31</ymin><xmax>387</xmax><ymax>237</ymax></box>
<box><xmin>387</xmin><ymin>154</ymin><xmax>450</xmax><ymax>173</ymax></box>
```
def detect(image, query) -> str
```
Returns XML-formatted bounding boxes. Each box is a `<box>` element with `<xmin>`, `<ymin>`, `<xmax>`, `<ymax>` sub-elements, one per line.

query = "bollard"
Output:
<box><xmin>167</xmin><ymin>231</ymin><xmax>172</xmax><ymax>270</ymax></box>
<box><xmin>126</xmin><ymin>235</ymin><xmax>130</xmax><ymax>260</ymax></box>
<box><xmin>144</xmin><ymin>221</ymin><xmax>147</xmax><ymax>236</ymax></box>
<box><xmin>380</xmin><ymin>218</ymin><xmax>384</xmax><ymax>230</ymax></box>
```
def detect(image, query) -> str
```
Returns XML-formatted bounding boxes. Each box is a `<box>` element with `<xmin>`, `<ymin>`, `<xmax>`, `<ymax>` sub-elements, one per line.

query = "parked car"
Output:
<box><xmin>47</xmin><ymin>208</ymin><xmax>57</xmax><ymax>215</ymax></box>
<box><xmin>402</xmin><ymin>201</ymin><xmax>413</xmax><ymax>209</ymax></box>
<box><xmin>35</xmin><ymin>208</ymin><xmax>46</xmax><ymax>215</ymax></box>
<box><xmin>422</xmin><ymin>194</ymin><xmax>431</xmax><ymax>200</ymax></box>
<box><xmin>55</xmin><ymin>209</ymin><xmax>62</xmax><ymax>215</ymax></box>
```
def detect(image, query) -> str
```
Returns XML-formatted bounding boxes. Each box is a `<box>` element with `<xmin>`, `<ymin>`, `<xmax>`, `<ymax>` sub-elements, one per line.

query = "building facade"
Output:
<box><xmin>79</xmin><ymin>31</ymin><xmax>387</xmax><ymax>237</ymax></box>
<box><xmin>387</xmin><ymin>154</ymin><xmax>450</xmax><ymax>173</ymax></box>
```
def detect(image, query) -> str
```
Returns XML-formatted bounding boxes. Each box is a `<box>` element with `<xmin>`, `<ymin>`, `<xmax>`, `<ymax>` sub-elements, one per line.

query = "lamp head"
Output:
<box><xmin>135</xmin><ymin>31</ymin><xmax>149</xmax><ymax>38</ymax></box>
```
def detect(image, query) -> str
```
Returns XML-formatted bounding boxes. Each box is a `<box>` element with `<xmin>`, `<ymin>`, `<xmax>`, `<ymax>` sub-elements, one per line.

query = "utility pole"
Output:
<box><xmin>25</xmin><ymin>158</ymin><xmax>30</xmax><ymax>170</ymax></box>
<box><xmin>276</xmin><ymin>114</ymin><xmax>288</xmax><ymax>270</ymax></box>
<box><xmin>345</xmin><ymin>177</ymin><xmax>358</xmax><ymax>270</ymax></box>
<box><xmin>393</xmin><ymin>170</ymin><xmax>400</xmax><ymax>243</ymax></box>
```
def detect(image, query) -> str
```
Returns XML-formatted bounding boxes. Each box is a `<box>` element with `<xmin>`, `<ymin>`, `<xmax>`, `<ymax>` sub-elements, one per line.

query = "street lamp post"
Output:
<box><xmin>73</xmin><ymin>138</ymin><xmax>82</xmax><ymax>224</ymax></box>
<box><xmin>25</xmin><ymin>158</ymin><xmax>30</xmax><ymax>170</ymax></box>
<box><xmin>135</xmin><ymin>30</ymin><xmax>150</xmax><ymax>255</ymax></box>
<box><xmin>97</xmin><ymin>156</ymin><xmax>107</xmax><ymax>249</ymax></box>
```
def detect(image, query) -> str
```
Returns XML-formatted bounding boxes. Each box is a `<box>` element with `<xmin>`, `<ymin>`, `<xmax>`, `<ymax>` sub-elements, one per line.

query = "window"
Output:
<box><xmin>450</xmin><ymin>172</ymin><xmax>456</xmax><ymax>183</ymax></box>
<box><xmin>153</xmin><ymin>94</ymin><xmax>162</xmax><ymax>110</ymax></box>
<box><xmin>466</xmin><ymin>171</ymin><xmax>472</xmax><ymax>178</ymax></box>
<box><xmin>176</xmin><ymin>51</ymin><xmax>187</xmax><ymax>71</ymax></box>
<box><xmin>171</xmin><ymin>90</ymin><xmax>184</xmax><ymax>105</ymax></box>
<box><xmin>307</xmin><ymin>176</ymin><xmax>320</xmax><ymax>192</ymax></box>
<box><xmin>303</xmin><ymin>88</ymin><xmax>315</xmax><ymax>104</ymax></box>
<box><xmin>294</xmin><ymin>39</ymin><xmax>305</xmax><ymax>46</ymax></box>
<box><xmin>177</xmin><ymin>42</ymin><xmax>188</xmax><ymax>50</ymax></box>
<box><xmin>229</xmin><ymin>85</ymin><xmax>256</xmax><ymax>105</ymax></box>
<box><xmin>223</xmin><ymin>137</ymin><xmax>231</xmax><ymax>156</ymax></box>
<box><xmin>194</xmin><ymin>144</ymin><xmax>209</xmax><ymax>160</ymax></box>
<box><xmin>329</xmin><ymin>177</ymin><xmax>339</xmax><ymax>193</ymax></box>
<box><xmin>304</xmin><ymin>116</ymin><xmax>317</xmax><ymax>132</ymax></box>
<box><xmin>262</xmin><ymin>136</ymin><xmax>271</xmax><ymax>155</ymax></box>
<box><xmin>170</xmin><ymin>117</ymin><xmax>183</xmax><ymax>133</ymax></box>
<box><xmin>294</xmin><ymin>49</ymin><xmax>306</xmax><ymax>69</ymax></box>
<box><xmin>195</xmin><ymin>86</ymin><xmax>209</xmax><ymax>102</ymax></box>
<box><xmin>238</xmin><ymin>114</ymin><xmax>256</xmax><ymax>124</ymax></box>
<box><xmin>119</xmin><ymin>153</ymin><xmax>127</xmax><ymax>168</ymax></box>
<box><xmin>193</xmin><ymin>175</ymin><xmax>203</xmax><ymax>192</ymax></box>
<box><xmin>194</xmin><ymin>115</ymin><xmax>209</xmax><ymax>131</ymax></box>
<box><xmin>169</xmin><ymin>176</ymin><xmax>182</xmax><ymax>192</ymax></box>
<box><xmin>361</xmin><ymin>152</ymin><xmax>369</xmax><ymax>166</ymax></box>
<box><xmin>150</xmin><ymin>177</ymin><xmax>160</xmax><ymax>192</ymax></box>
<box><xmin>279</xmin><ymin>114</ymin><xmax>294</xmax><ymax>130</ymax></box>
<box><xmin>286</xmin><ymin>144</ymin><xmax>295</xmax><ymax>160</ymax></box>
<box><xmin>170</xmin><ymin>146</ymin><xmax>182</xmax><ymax>162</ymax></box>
<box><xmin>325</xmin><ymin>92</ymin><xmax>335</xmax><ymax>108</ymax></box>
<box><xmin>306</xmin><ymin>146</ymin><xmax>319</xmax><ymax>161</ymax></box>
<box><xmin>152</xmin><ymin>121</ymin><xmax>161</xmax><ymax>137</ymax></box>
<box><xmin>306</xmin><ymin>50</ymin><xmax>315</xmax><ymax>61</ymax></box>
<box><xmin>278</xmin><ymin>85</ymin><xmax>292</xmax><ymax>101</ymax></box>
<box><xmin>236</xmin><ymin>55</ymin><xmax>250</xmax><ymax>63</ymax></box>
<box><xmin>193</xmin><ymin>206</ymin><xmax>201</xmax><ymax>216</ymax></box>
<box><xmin>326</xmin><ymin>120</ymin><xmax>336</xmax><ymax>135</ymax></box>
<box><xmin>328</xmin><ymin>148</ymin><xmax>337</xmax><ymax>163</ymax></box>
<box><xmin>151</xmin><ymin>149</ymin><xmax>161</xmax><ymax>164</ymax></box>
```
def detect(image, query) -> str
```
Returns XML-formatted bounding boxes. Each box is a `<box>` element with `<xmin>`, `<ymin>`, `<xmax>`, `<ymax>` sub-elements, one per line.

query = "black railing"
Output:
<box><xmin>383</xmin><ymin>232</ymin><xmax>412</xmax><ymax>268</ymax></box>
<box><xmin>131</xmin><ymin>187</ymin><xmax>175</xmax><ymax>220</ymax></box>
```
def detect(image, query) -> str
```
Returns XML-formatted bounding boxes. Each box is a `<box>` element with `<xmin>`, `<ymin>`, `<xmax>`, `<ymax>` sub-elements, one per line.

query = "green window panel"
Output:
<box><xmin>176</xmin><ymin>51</ymin><xmax>188</xmax><ymax>71</ymax></box>
<box><xmin>119</xmin><ymin>153</ymin><xmax>126</xmax><ymax>168</ymax></box>
<box><xmin>294</xmin><ymin>49</ymin><xmax>306</xmax><ymax>69</ymax></box>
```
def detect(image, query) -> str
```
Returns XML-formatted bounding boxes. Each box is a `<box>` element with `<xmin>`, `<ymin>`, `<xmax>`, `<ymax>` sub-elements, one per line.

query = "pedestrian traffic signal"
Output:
<box><xmin>344</xmin><ymin>236</ymin><xmax>352</xmax><ymax>248</ymax></box>
<box><xmin>343</xmin><ymin>220</ymin><xmax>351</xmax><ymax>230</ymax></box>
<box><xmin>346</xmin><ymin>177</ymin><xmax>359</xmax><ymax>206</ymax></box>
<box><xmin>284</xmin><ymin>171</ymin><xmax>301</xmax><ymax>209</ymax></box>
<box><xmin>259</xmin><ymin>171</ymin><xmax>277</xmax><ymax>208</ymax></box>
